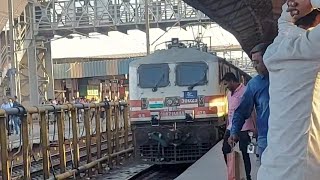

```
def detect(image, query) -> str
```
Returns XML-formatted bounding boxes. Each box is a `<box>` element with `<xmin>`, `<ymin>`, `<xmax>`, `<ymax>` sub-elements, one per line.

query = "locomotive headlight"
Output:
<box><xmin>209</xmin><ymin>97</ymin><xmax>227</xmax><ymax>117</ymax></box>
<box><xmin>209</xmin><ymin>101</ymin><xmax>225</xmax><ymax>107</ymax></box>
<box><xmin>208</xmin><ymin>96</ymin><xmax>226</xmax><ymax>106</ymax></box>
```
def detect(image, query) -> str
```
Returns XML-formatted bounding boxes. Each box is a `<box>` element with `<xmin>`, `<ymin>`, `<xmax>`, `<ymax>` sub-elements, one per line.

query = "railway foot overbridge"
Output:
<box><xmin>0</xmin><ymin>0</ymin><xmax>210</xmax><ymax>106</ymax></box>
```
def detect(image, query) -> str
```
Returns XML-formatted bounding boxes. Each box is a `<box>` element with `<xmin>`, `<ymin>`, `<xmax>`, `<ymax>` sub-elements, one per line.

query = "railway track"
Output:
<box><xmin>128</xmin><ymin>137</ymin><xmax>223</xmax><ymax>180</ymax></box>
<box><xmin>8</xmin><ymin>134</ymin><xmax>133</xmax><ymax>179</ymax></box>
<box><xmin>128</xmin><ymin>164</ymin><xmax>191</xmax><ymax>180</ymax></box>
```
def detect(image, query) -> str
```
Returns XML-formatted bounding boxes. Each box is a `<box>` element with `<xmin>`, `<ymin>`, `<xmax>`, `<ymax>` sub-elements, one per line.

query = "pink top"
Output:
<box><xmin>227</xmin><ymin>83</ymin><xmax>255</xmax><ymax>131</ymax></box>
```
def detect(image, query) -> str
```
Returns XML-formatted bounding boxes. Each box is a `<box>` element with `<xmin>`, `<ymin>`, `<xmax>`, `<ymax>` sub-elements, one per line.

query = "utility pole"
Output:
<box><xmin>8</xmin><ymin>0</ymin><xmax>17</xmax><ymax>97</ymax></box>
<box><xmin>145</xmin><ymin>0</ymin><xmax>150</xmax><ymax>55</ymax></box>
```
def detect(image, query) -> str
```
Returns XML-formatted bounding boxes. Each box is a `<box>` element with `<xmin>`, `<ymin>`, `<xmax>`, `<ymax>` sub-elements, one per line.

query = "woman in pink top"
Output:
<box><xmin>221</xmin><ymin>72</ymin><xmax>256</xmax><ymax>180</ymax></box>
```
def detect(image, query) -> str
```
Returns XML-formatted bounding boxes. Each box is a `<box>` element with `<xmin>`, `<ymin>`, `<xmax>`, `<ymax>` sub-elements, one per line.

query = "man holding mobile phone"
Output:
<box><xmin>257</xmin><ymin>0</ymin><xmax>320</xmax><ymax>180</ymax></box>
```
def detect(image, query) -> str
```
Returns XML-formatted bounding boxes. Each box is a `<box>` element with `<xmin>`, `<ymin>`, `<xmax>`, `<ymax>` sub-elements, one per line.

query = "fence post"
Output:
<box><xmin>70</xmin><ymin>105</ymin><xmax>80</xmax><ymax>176</ymax></box>
<box><xmin>84</xmin><ymin>107</ymin><xmax>92</xmax><ymax>176</ymax></box>
<box><xmin>22</xmin><ymin>113</ymin><xmax>31</xmax><ymax>179</ymax></box>
<box><xmin>123</xmin><ymin>105</ymin><xmax>129</xmax><ymax>158</ymax></box>
<box><xmin>95</xmin><ymin>104</ymin><xmax>102</xmax><ymax>173</ymax></box>
<box><xmin>114</xmin><ymin>104</ymin><xmax>120</xmax><ymax>165</ymax></box>
<box><xmin>57</xmin><ymin>109</ymin><xmax>66</xmax><ymax>173</ymax></box>
<box><xmin>106</xmin><ymin>105</ymin><xmax>113</xmax><ymax>167</ymax></box>
<box><xmin>40</xmin><ymin>110</ymin><xmax>50</xmax><ymax>179</ymax></box>
<box><xmin>0</xmin><ymin>114</ymin><xmax>10</xmax><ymax>180</ymax></box>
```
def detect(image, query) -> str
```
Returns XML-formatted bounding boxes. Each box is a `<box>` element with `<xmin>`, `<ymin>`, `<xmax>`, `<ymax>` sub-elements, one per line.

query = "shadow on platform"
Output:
<box><xmin>175</xmin><ymin>140</ymin><xmax>259</xmax><ymax>180</ymax></box>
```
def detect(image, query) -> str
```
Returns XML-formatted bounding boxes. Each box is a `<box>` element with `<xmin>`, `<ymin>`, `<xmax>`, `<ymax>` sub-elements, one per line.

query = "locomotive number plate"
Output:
<box><xmin>181</xmin><ymin>98</ymin><xmax>198</xmax><ymax>104</ymax></box>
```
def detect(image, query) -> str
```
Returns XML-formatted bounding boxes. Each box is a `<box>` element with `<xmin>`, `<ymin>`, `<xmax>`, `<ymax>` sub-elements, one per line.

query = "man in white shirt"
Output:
<box><xmin>1</xmin><ymin>98</ymin><xmax>13</xmax><ymax>135</ymax></box>
<box><xmin>258</xmin><ymin>0</ymin><xmax>320</xmax><ymax>180</ymax></box>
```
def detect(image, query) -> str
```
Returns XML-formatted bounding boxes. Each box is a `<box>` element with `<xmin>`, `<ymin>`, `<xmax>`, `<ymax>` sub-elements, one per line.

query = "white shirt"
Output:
<box><xmin>258</xmin><ymin>1</ymin><xmax>320</xmax><ymax>180</ymax></box>
<box><xmin>1</xmin><ymin>103</ymin><xmax>11</xmax><ymax>109</ymax></box>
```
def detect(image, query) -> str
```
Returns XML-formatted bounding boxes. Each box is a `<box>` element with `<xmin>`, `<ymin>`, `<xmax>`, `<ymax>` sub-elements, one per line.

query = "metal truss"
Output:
<box><xmin>0</xmin><ymin>35</ymin><xmax>10</xmax><ymax>96</ymax></box>
<box><xmin>0</xmin><ymin>2</ymin><xmax>55</xmax><ymax>105</ymax></box>
<box><xmin>34</xmin><ymin>0</ymin><xmax>210</xmax><ymax>36</ymax></box>
<box><xmin>19</xmin><ymin>39</ymin><xmax>51</xmax><ymax>104</ymax></box>
<box><xmin>18</xmin><ymin>2</ymin><xmax>55</xmax><ymax>105</ymax></box>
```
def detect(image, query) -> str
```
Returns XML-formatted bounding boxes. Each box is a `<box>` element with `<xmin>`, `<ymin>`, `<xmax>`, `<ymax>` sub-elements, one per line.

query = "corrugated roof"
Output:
<box><xmin>82</xmin><ymin>61</ymin><xmax>107</xmax><ymax>77</ymax></box>
<box><xmin>53</xmin><ymin>63</ymin><xmax>71</xmax><ymax>79</ymax></box>
<box><xmin>118</xmin><ymin>59</ymin><xmax>135</xmax><ymax>75</ymax></box>
<box><xmin>53</xmin><ymin>58</ymin><xmax>136</xmax><ymax>79</ymax></box>
<box><xmin>53</xmin><ymin>52</ymin><xmax>146</xmax><ymax>64</ymax></box>
<box><xmin>183</xmin><ymin>0</ymin><xmax>286</xmax><ymax>54</ymax></box>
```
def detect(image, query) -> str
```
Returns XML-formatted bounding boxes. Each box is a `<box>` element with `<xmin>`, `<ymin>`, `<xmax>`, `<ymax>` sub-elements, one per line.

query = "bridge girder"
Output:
<box><xmin>34</xmin><ymin>0</ymin><xmax>210</xmax><ymax>38</ymax></box>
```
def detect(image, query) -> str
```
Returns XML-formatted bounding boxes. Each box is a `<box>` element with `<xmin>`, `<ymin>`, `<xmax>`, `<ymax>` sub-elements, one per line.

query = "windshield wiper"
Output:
<box><xmin>152</xmin><ymin>73</ymin><xmax>165</xmax><ymax>92</ymax></box>
<box><xmin>188</xmin><ymin>73</ymin><xmax>207</xmax><ymax>90</ymax></box>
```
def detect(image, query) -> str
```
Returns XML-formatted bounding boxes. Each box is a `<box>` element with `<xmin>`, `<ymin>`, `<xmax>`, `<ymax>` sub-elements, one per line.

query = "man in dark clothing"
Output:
<box><xmin>12</xmin><ymin>96</ymin><xmax>21</xmax><ymax>134</ymax></box>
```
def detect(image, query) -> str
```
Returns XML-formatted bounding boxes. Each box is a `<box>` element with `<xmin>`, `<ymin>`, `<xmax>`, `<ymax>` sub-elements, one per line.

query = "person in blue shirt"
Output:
<box><xmin>229</xmin><ymin>43</ymin><xmax>270</xmax><ymax>160</ymax></box>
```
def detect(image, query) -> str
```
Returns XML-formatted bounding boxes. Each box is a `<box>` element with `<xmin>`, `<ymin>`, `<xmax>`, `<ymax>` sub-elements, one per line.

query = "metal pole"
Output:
<box><xmin>45</xmin><ymin>42</ymin><xmax>55</xmax><ymax>100</ymax></box>
<box><xmin>8</xmin><ymin>0</ymin><xmax>17</xmax><ymax>97</ymax></box>
<box><xmin>0</xmin><ymin>116</ymin><xmax>10</xmax><ymax>180</ymax></box>
<box><xmin>27</xmin><ymin>4</ymin><xmax>39</xmax><ymax>106</ymax></box>
<box><xmin>145</xmin><ymin>0</ymin><xmax>150</xmax><ymax>55</ymax></box>
<box><xmin>210</xmin><ymin>36</ymin><xmax>212</xmax><ymax>50</ymax></box>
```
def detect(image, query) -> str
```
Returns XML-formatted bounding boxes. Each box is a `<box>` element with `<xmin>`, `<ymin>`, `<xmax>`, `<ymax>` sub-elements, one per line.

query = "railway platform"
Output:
<box><xmin>175</xmin><ymin>140</ymin><xmax>259</xmax><ymax>180</ymax></box>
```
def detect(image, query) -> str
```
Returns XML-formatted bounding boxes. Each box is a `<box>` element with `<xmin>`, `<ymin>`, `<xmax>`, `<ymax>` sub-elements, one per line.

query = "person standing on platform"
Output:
<box><xmin>1</xmin><ymin>98</ymin><xmax>13</xmax><ymax>135</ymax></box>
<box><xmin>12</xmin><ymin>96</ymin><xmax>21</xmax><ymax>135</ymax></box>
<box><xmin>229</xmin><ymin>43</ymin><xmax>270</xmax><ymax>160</ymax></box>
<box><xmin>222</xmin><ymin>72</ymin><xmax>255</xmax><ymax>180</ymax></box>
<box><xmin>257</xmin><ymin>1</ymin><xmax>320</xmax><ymax>180</ymax></box>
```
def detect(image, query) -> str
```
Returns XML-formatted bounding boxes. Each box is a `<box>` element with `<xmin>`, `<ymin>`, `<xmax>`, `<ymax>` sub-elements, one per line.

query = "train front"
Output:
<box><xmin>129</xmin><ymin>39</ymin><xmax>227</xmax><ymax>164</ymax></box>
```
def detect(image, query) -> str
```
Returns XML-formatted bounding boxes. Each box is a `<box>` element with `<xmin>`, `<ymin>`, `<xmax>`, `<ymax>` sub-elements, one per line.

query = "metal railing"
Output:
<box><xmin>0</xmin><ymin>102</ymin><xmax>133</xmax><ymax>180</ymax></box>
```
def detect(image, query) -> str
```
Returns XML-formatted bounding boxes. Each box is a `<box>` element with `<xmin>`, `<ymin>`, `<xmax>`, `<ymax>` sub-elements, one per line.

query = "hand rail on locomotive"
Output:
<box><xmin>154</xmin><ymin>38</ymin><xmax>208</xmax><ymax>52</ymax></box>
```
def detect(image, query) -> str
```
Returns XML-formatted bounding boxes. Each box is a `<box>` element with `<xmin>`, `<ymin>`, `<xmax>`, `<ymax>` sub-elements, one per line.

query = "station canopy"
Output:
<box><xmin>183</xmin><ymin>0</ymin><xmax>286</xmax><ymax>55</ymax></box>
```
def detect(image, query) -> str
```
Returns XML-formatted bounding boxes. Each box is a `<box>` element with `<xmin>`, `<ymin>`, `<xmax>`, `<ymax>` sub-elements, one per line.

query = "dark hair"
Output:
<box><xmin>249</xmin><ymin>43</ymin><xmax>270</xmax><ymax>59</ymax></box>
<box><xmin>295</xmin><ymin>9</ymin><xmax>320</xmax><ymax>27</ymax></box>
<box><xmin>222</xmin><ymin>72</ymin><xmax>239</xmax><ymax>82</ymax></box>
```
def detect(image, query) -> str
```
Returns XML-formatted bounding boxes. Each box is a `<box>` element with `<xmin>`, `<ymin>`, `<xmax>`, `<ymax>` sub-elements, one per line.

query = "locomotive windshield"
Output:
<box><xmin>138</xmin><ymin>64</ymin><xmax>170</xmax><ymax>88</ymax></box>
<box><xmin>176</xmin><ymin>62</ymin><xmax>208</xmax><ymax>86</ymax></box>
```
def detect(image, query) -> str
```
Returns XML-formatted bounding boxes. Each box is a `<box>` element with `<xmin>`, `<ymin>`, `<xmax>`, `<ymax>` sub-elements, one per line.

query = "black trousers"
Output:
<box><xmin>222</xmin><ymin>130</ymin><xmax>251</xmax><ymax>180</ymax></box>
<box><xmin>6</xmin><ymin>115</ymin><xmax>13</xmax><ymax>135</ymax></box>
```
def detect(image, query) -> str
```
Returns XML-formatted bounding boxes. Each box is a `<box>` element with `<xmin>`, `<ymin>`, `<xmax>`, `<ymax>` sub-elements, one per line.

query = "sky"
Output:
<box><xmin>51</xmin><ymin>24</ymin><xmax>246</xmax><ymax>59</ymax></box>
